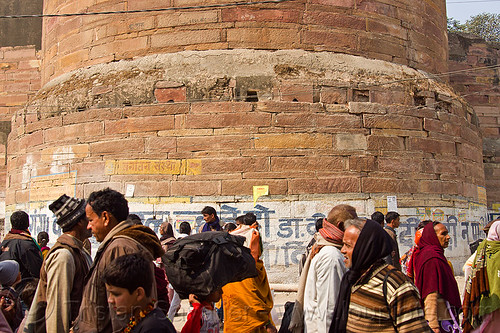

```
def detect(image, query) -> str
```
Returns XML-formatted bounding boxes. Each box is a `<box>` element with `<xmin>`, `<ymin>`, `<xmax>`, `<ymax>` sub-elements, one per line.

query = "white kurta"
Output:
<box><xmin>303</xmin><ymin>245</ymin><xmax>346</xmax><ymax>333</ymax></box>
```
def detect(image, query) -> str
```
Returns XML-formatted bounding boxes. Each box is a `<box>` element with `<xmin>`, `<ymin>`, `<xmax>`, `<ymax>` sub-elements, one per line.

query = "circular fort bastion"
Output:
<box><xmin>6</xmin><ymin>0</ymin><xmax>485</xmax><ymax>281</ymax></box>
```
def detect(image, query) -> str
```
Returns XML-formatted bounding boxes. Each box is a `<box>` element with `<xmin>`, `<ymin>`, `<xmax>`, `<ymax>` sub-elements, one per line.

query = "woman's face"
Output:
<box><xmin>434</xmin><ymin>223</ymin><xmax>450</xmax><ymax>249</ymax></box>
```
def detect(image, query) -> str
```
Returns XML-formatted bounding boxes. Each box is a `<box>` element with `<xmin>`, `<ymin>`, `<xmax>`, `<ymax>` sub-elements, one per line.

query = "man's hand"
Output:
<box><xmin>188</xmin><ymin>294</ymin><xmax>200</xmax><ymax>305</ymax></box>
<box><xmin>0</xmin><ymin>296</ymin><xmax>16</xmax><ymax>324</ymax></box>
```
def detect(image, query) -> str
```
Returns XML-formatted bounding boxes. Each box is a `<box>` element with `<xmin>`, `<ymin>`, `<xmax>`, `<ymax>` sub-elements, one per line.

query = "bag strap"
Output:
<box><xmin>382</xmin><ymin>268</ymin><xmax>399</xmax><ymax>332</ymax></box>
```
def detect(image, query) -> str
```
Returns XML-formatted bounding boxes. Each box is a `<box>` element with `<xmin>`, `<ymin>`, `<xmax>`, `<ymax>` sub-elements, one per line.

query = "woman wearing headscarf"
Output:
<box><xmin>412</xmin><ymin>222</ymin><xmax>461</xmax><ymax>333</ymax></box>
<box><xmin>400</xmin><ymin>220</ymin><xmax>432</xmax><ymax>278</ymax></box>
<box><xmin>330</xmin><ymin>219</ymin><xmax>430</xmax><ymax>333</ymax></box>
<box><xmin>462</xmin><ymin>220</ymin><xmax>500</xmax><ymax>332</ymax></box>
<box><xmin>157</xmin><ymin>221</ymin><xmax>176</xmax><ymax>315</ymax></box>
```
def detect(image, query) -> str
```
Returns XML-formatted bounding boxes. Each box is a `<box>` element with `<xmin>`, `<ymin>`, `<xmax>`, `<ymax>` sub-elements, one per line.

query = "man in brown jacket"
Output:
<box><xmin>71</xmin><ymin>188</ymin><xmax>163</xmax><ymax>333</ymax></box>
<box><xmin>25</xmin><ymin>194</ymin><xmax>92</xmax><ymax>333</ymax></box>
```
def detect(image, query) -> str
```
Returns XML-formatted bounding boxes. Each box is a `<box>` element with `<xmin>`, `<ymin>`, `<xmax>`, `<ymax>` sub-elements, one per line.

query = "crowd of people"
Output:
<box><xmin>0</xmin><ymin>189</ymin><xmax>496</xmax><ymax>333</ymax></box>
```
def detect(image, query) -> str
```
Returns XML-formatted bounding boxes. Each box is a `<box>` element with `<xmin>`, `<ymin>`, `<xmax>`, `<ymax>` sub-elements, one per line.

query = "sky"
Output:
<box><xmin>446</xmin><ymin>0</ymin><xmax>500</xmax><ymax>22</ymax></box>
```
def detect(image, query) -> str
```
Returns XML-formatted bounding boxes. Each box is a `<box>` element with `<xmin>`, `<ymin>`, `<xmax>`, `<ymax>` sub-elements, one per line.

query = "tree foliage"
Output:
<box><xmin>448</xmin><ymin>13</ymin><xmax>500</xmax><ymax>43</ymax></box>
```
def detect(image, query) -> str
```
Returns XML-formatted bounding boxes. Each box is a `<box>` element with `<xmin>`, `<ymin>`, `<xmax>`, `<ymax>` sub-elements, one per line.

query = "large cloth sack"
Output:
<box><xmin>163</xmin><ymin>231</ymin><xmax>257</xmax><ymax>299</ymax></box>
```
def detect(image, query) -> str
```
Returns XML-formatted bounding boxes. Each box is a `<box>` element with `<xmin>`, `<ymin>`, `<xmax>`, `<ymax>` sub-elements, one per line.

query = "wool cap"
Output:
<box><xmin>0</xmin><ymin>260</ymin><xmax>19</xmax><ymax>286</ymax></box>
<box><xmin>49</xmin><ymin>194</ymin><xmax>86</xmax><ymax>230</ymax></box>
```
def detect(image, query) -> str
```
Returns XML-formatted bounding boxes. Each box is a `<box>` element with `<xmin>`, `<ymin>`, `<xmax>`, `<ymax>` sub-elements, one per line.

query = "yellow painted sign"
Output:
<box><xmin>105</xmin><ymin>159</ymin><xmax>202</xmax><ymax>175</ymax></box>
<box><xmin>253</xmin><ymin>185</ymin><xmax>269</xmax><ymax>207</ymax></box>
<box><xmin>477</xmin><ymin>186</ymin><xmax>487</xmax><ymax>205</ymax></box>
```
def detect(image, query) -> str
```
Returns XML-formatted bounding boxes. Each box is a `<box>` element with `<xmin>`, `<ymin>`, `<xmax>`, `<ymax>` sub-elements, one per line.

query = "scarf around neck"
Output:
<box><xmin>201</xmin><ymin>216</ymin><xmax>221</xmax><ymax>232</ymax></box>
<box><xmin>329</xmin><ymin>219</ymin><xmax>393</xmax><ymax>333</ymax></box>
<box><xmin>412</xmin><ymin>223</ymin><xmax>461</xmax><ymax>310</ymax></box>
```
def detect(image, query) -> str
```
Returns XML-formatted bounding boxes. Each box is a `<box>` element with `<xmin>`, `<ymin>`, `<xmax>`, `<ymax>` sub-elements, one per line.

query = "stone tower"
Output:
<box><xmin>6</xmin><ymin>0</ymin><xmax>485</xmax><ymax>279</ymax></box>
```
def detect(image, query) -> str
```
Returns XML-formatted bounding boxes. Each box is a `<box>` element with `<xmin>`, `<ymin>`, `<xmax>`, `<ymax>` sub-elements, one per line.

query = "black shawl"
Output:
<box><xmin>329</xmin><ymin>219</ymin><xmax>393</xmax><ymax>333</ymax></box>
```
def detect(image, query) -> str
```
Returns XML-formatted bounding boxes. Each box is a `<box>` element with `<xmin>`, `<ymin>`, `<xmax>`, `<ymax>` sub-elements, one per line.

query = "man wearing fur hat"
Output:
<box><xmin>24</xmin><ymin>194</ymin><xmax>92</xmax><ymax>333</ymax></box>
<box><xmin>71</xmin><ymin>188</ymin><xmax>163</xmax><ymax>333</ymax></box>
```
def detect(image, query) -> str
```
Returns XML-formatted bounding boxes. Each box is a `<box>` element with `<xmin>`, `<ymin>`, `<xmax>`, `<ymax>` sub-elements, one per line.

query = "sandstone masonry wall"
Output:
<box><xmin>41</xmin><ymin>0</ymin><xmax>448</xmax><ymax>84</ymax></box>
<box><xmin>448</xmin><ymin>32</ymin><xmax>500</xmax><ymax>210</ymax></box>
<box><xmin>0</xmin><ymin>45</ymin><xmax>41</xmax><ymax>216</ymax></box>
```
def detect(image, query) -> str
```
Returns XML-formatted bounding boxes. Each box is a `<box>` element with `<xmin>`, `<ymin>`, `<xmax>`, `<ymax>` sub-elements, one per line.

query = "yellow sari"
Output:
<box><xmin>222</xmin><ymin>225</ymin><xmax>274</xmax><ymax>332</ymax></box>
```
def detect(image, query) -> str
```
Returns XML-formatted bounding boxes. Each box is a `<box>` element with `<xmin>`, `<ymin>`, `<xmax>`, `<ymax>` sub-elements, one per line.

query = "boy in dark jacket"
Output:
<box><xmin>103</xmin><ymin>253</ymin><xmax>176</xmax><ymax>333</ymax></box>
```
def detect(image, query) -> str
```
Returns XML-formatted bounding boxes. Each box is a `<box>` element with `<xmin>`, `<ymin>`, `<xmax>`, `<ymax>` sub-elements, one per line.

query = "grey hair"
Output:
<box><xmin>344</xmin><ymin>218</ymin><xmax>367</xmax><ymax>232</ymax></box>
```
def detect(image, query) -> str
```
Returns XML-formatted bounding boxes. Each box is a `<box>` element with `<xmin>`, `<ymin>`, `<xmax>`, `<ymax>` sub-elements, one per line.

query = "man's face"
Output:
<box><xmin>434</xmin><ymin>223</ymin><xmax>450</xmax><ymax>249</ymax></box>
<box><xmin>341</xmin><ymin>226</ymin><xmax>361</xmax><ymax>269</ymax></box>
<box><xmin>203</xmin><ymin>213</ymin><xmax>216</xmax><ymax>223</ymax></box>
<box><xmin>86</xmin><ymin>204</ymin><xmax>108</xmax><ymax>242</ymax></box>
<box><xmin>106</xmin><ymin>284</ymin><xmax>138</xmax><ymax>316</ymax></box>
<box><xmin>392</xmin><ymin>216</ymin><xmax>401</xmax><ymax>228</ymax></box>
<box><xmin>79</xmin><ymin>216</ymin><xmax>93</xmax><ymax>239</ymax></box>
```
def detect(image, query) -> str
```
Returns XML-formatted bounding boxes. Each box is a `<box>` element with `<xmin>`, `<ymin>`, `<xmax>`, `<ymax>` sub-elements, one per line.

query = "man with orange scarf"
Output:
<box><xmin>222</xmin><ymin>212</ymin><xmax>277</xmax><ymax>333</ymax></box>
<box><xmin>289</xmin><ymin>204</ymin><xmax>356</xmax><ymax>333</ymax></box>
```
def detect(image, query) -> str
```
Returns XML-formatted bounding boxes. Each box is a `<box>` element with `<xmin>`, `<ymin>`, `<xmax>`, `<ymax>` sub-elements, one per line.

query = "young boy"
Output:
<box><xmin>103</xmin><ymin>253</ymin><xmax>176</xmax><ymax>333</ymax></box>
<box><xmin>181</xmin><ymin>289</ymin><xmax>222</xmax><ymax>333</ymax></box>
<box><xmin>37</xmin><ymin>231</ymin><xmax>50</xmax><ymax>259</ymax></box>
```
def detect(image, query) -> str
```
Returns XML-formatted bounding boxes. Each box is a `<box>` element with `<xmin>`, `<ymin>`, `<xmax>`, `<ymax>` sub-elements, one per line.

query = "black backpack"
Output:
<box><xmin>163</xmin><ymin>231</ymin><xmax>257</xmax><ymax>299</ymax></box>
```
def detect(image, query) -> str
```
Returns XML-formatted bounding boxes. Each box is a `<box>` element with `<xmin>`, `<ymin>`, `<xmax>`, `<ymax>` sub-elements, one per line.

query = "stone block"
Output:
<box><xmin>302</xmin><ymin>30</ymin><xmax>357</xmax><ymax>50</ymax></box>
<box><xmin>145</xmin><ymin>137</ymin><xmax>177</xmax><ymax>153</ymax></box>
<box><xmin>155</xmin><ymin>87</ymin><xmax>186</xmax><ymax>103</ymax></box>
<box><xmin>222</xmin><ymin>8</ymin><xmax>301</xmax><ymax>23</ymax></box>
<box><xmin>90</xmin><ymin>138</ymin><xmax>145</xmax><ymax>155</ymax></box>
<box><xmin>320</xmin><ymin>87</ymin><xmax>348</xmax><ymax>105</ymax></box>
<box><xmin>363</xmin><ymin>114</ymin><xmax>422</xmax><ymax>130</ymax></box>
<box><xmin>221</xmin><ymin>179</ymin><xmax>287</xmax><ymax>196</ymax></box>
<box><xmin>349</xmin><ymin>155</ymin><xmax>376</xmax><ymax>172</ymax></box>
<box><xmin>204</xmin><ymin>157</ymin><xmax>270</xmax><ymax>173</ymax></box>
<box><xmin>349</xmin><ymin>102</ymin><xmax>388</xmax><ymax>114</ymax></box>
<box><xmin>123</xmin><ymin>104</ymin><xmax>190</xmax><ymax>117</ymax></box>
<box><xmin>423</xmin><ymin>118</ymin><xmax>460</xmax><ymax>137</ymax></box>
<box><xmin>362</xmin><ymin>178</ymin><xmax>417</xmax><ymax>193</ymax></box>
<box><xmin>335</xmin><ymin>133</ymin><xmax>367</xmax><ymax>150</ymax></box>
<box><xmin>151</xmin><ymin>29</ymin><xmax>221</xmax><ymax>48</ymax></box>
<box><xmin>133</xmin><ymin>181</ymin><xmax>171</xmax><ymax>197</ymax></box>
<box><xmin>378</xmin><ymin>157</ymin><xmax>422</xmax><ymax>173</ymax></box>
<box><xmin>185</xmin><ymin>113</ymin><xmax>271</xmax><ymax>129</ymax></box>
<box><xmin>408</xmin><ymin>137</ymin><xmax>456</xmax><ymax>155</ymax></box>
<box><xmin>317</xmin><ymin>114</ymin><xmax>362</xmax><ymax>128</ymax></box>
<box><xmin>105</xmin><ymin>115</ymin><xmax>175</xmax><ymax>134</ymax></box>
<box><xmin>191</xmin><ymin>102</ymin><xmax>253</xmax><ymax>114</ymax></box>
<box><xmin>279</xmin><ymin>83</ymin><xmax>314</xmax><ymax>102</ymax></box>
<box><xmin>25</xmin><ymin>116</ymin><xmax>62</xmax><ymax>134</ymax></box>
<box><xmin>63</xmin><ymin>108</ymin><xmax>123</xmax><ymax>125</ymax></box>
<box><xmin>177</xmin><ymin>135</ymin><xmax>251</xmax><ymax>152</ymax></box>
<box><xmin>255</xmin><ymin>133</ymin><xmax>332</xmax><ymax>149</ymax></box>
<box><xmin>19</xmin><ymin>131</ymin><xmax>43</xmax><ymax>148</ymax></box>
<box><xmin>171</xmin><ymin>180</ymin><xmax>220</xmax><ymax>196</ymax></box>
<box><xmin>367</xmin><ymin>136</ymin><xmax>405</xmax><ymax>151</ymax></box>
<box><xmin>457</xmin><ymin>143</ymin><xmax>483</xmax><ymax>163</ymax></box>
<box><xmin>74</xmin><ymin>161</ymin><xmax>107</xmax><ymax>177</ymax></box>
<box><xmin>271</xmin><ymin>156</ymin><xmax>345</xmax><ymax>172</ymax></box>
<box><xmin>256</xmin><ymin>101</ymin><xmax>324</xmax><ymax>113</ymax></box>
<box><xmin>289</xmin><ymin>177</ymin><xmax>360</xmax><ymax>194</ymax></box>
<box><xmin>303</xmin><ymin>12</ymin><xmax>365</xmax><ymax>30</ymax></box>
<box><xmin>157</xmin><ymin>10</ymin><xmax>219</xmax><ymax>27</ymax></box>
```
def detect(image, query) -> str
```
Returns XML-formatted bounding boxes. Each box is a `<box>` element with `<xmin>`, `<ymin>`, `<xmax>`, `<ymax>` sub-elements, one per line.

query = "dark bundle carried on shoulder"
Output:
<box><xmin>163</xmin><ymin>231</ymin><xmax>257</xmax><ymax>299</ymax></box>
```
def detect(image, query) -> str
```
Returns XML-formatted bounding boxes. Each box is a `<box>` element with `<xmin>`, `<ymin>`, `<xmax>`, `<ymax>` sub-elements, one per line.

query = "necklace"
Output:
<box><xmin>122</xmin><ymin>302</ymin><xmax>155</xmax><ymax>333</ymax></box>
